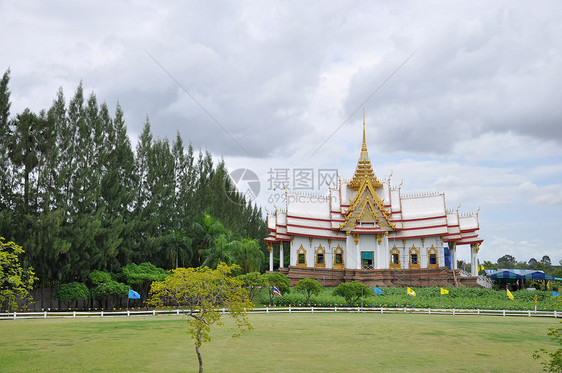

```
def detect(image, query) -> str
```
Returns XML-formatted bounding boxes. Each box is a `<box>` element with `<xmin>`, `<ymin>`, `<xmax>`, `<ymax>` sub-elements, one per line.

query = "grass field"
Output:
<box><xmin>0</xmin><ymin>313</ymin><xmax>559</xmax><ymax>372</ymax></box>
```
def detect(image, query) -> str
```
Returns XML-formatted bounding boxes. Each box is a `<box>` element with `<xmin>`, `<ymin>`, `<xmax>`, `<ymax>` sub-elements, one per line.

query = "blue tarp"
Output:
<box><xmin>486</xmin><ymin>269</ymin><xmax>556</xmax><ymax>280</ymax></box>
<box><xmin>489</xmin><ymin>270</ymin><xmax>523</xmax><ymax>279</ymax></box>
<box><xmin>523</xmin><ymin>271</ymin><xmax>555</xmax><ymax>280</ymax></box>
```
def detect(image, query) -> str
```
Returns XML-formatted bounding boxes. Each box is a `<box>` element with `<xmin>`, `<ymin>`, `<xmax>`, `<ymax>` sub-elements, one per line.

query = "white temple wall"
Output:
<box><xmin>345</xmin><ymin>235</ymin><xmax>358</xmax><ymax>269</ymax></box>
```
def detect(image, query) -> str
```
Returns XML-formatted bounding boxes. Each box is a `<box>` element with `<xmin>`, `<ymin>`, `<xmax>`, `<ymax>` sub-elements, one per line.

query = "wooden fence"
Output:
<box><xmin>1</xmin><ymin>307</ymin><xmax>560</xmax><ymax>320</ymax></box>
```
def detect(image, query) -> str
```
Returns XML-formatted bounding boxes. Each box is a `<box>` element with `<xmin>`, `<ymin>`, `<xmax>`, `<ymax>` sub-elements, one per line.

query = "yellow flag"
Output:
<box><xmin>480</xmin><ymin>265</ymin><xmax>485</xmax><ymax>271</ymax></box>
<box><xmin>506</xmin><ymin>289</ymin><xmax>514</xmax><ymax>300</ymax></box>
<box><xmin>547</xmin><ymin>281</ymin><xmax>551</xmax><ymax>290</ymax></box>
<box><xmin>440</xmin><ymin>288</ymin><xmax>449</xmax><ymax>295</ymax></box>
<box><xmin>407</xmin><ymin>287</ymin><xmax>416</xmax><ymax>297</ymax></box>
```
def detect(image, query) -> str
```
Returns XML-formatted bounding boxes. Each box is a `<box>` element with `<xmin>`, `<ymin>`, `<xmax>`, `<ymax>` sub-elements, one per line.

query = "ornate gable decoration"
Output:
<box><xmin>340</xmin><ymin>176</ymin><xmax>395</xmax><ymax>232</ymax></box>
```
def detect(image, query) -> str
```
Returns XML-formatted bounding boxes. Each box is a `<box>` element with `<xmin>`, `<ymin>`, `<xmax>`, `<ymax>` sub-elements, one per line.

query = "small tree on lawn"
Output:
<box><xmin>149</xmin><ymin>263</ymin><xmax>253</xmax><ymax>373</ymax></box>
<box><xmin>237</xmin><ymin>271</ymin><xmax>266</xmax><ymax>302</ymax></box>
<box><xmin>295</xmin><ymin>278</ymin><xmax>323</xmax><ymax>305</ymax></box>
<box><xmin>333</xmin><ymin>281</ymin><xmax>373</xmax><ymax>306</ymax></box>
<box><xmin>122</xmin><ymin>262</ymin><xmax>168</xmax><ymax>303</ymax></box>
<box><xmin>88</xmin><ymin>271</ymin><xmax>128</xmax><ymax>309</ymax></box>
<box><xmin>261</xmin><ymin>272</ymin><xmax>290</xmax><ymax>305</ymax></box>
<box><xmin>54</xmin><ymin>282</ymin><xmax>90</xmax><ymax>309</ymax></box>
<box><xmin>0</xmin><ymin>237</ymin><xmax>37</xmax><ymax>311</ymax></box>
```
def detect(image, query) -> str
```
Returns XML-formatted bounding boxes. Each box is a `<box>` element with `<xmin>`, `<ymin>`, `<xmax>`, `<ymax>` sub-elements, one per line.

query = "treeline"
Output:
<box><xmin>0</xmin><ymin>69</ymin><xmax>267</xmax><ymax>289</ymax></box>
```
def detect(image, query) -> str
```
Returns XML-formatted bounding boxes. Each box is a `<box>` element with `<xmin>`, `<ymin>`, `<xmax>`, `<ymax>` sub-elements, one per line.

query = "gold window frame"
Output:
<box><xmin>315</xmin><ymin>244</ymin><xmax>326</xmax><ymax>268</ymax></box>
<box><xmin>390</xmin><ymin>245</ymin><xmax>401</xmax><ymax>269</ymax></box>
<box><xmin>409</xmin><ymin>245</ymin><xmax>420</xmax><ymax>269</ymax></box>
<box><xmin>428</xmin><ymin>245</ymin><xmax>439</xmax><ymax>268</ymax></box>
<box><xmin>333</xmin><ymin>244</ymin><xmax>344</xmax><ymax>269</ymax></box>
<box><xmin>297</xmin><ymin>244</ymin><xmax>307</xmax><ymax>267</ymax></box>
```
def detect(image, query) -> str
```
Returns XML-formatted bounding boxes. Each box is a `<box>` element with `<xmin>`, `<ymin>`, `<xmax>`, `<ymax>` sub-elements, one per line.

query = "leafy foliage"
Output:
<box><xmin>237</xmin><ymin>271</ymin><xmax>267</xmax><ymax>302</ymax></box>
<box><xmin>294</xmin><ymin>278</ymin><xmax>323</xmax><ymax>305</ymax></box>
<box><xmin>54</xmin><ymin>282</ymin><xmax>89</xmax><ymax>307</ymax></box>
<box><xmin>122</xmin><ymin>262</ymin><xmax>168</xmax><ymax>302</ymax></box>
<box><xmin>261</xmin><ymin>272</ymin><xmax>291</xmax><ymax>305</ymax></box>
<box><xmin>88</xmin><ymin>270</ymin><xmax>128</xmax><ymax>307</ymax></box>
<box><xmin>0</xmin><ymin>237</ymin><xmax>37</xmax><ymax>310</ymax></box>
<box><xmin>333</xmin><ymin>281</ymin><xmax>374</xmax><ymax>305</ymax></box>
<box><xmin>149</xmin><ymin>263</ymin><xmax>253</xmax><ymax>373</ymax></box>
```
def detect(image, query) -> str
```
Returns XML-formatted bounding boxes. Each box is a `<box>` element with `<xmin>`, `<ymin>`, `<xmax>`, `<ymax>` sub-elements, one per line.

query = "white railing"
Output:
<box><xmin>477</xmin><ymin>275</ymin><xmax>493</xmax><ymax>289</ymax></box>
<box><xmin>1</xmin><ymin>307</ymin><xmax>559</xmax><ymax>320</ymax></box>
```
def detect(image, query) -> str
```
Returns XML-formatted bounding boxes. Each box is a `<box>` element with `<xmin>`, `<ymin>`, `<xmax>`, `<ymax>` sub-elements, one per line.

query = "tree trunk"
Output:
<box><xmin>195</xmin><ymin>345</ymin><xmax>203</xmax><ymax>373</ymax></box>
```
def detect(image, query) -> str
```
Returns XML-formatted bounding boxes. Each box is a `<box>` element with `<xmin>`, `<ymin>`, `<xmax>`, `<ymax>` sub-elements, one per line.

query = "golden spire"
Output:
<box><xmin>349</xmin><ymin>110</ymin><xmax>379</xmax><ymax>190</ymax></box>
<box><xmin>362</xmin><ymin>109</ymin><xmax>367</xmax><ymax>152</ymax></box>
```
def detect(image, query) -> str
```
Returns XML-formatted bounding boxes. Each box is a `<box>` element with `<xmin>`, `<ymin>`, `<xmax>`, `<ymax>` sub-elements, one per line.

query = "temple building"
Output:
<box><xmin>265</xmin><ymin>117</ymin><xmax>484</xmax><ymax>287</ymax></box>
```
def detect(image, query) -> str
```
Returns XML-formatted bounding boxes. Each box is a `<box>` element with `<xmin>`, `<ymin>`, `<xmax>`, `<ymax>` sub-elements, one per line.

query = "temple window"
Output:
<box><xmin>333</xmin><ymin>244</ymin><xmax>344</xmax><ymax>269</ymax></box>
<box><xmin>315</xmin><ymin>245</ymin><xmax>326</xmax><ymax>268</ymax></box>
<box><xmin>390</xmin><ymin>245</ymin><xmax>401</xmax><ymax>269</ymax></box>
<box><xmin>428</xmin><ymin>245</ymin><xmax>438</xmax><ymax>268</ymax></box>
<box><xmin>409</xmin><ymin>245</ymin><xmax>420</xmax><ymax>269</ymax></box>
<box><xmin>297</xmin><ymin>245</ymin><xmax>307</xmax><ymax>267</ymax></box>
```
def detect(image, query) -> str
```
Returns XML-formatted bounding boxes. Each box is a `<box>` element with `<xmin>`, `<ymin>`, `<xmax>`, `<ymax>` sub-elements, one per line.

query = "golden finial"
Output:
<box><xmin>389</xmin><ymin>170</ymin><xmax>393</xmax><ymax>179</ymax></box>
<box><xmin>399</xmin><ymin>179</ymin><xmax>403</xmax><ymax>188</ymax></box>
<box><xmin>283</xmin><ymin>185</ymin><xmax>288</xmax><ymax>194</ymax></box>
<box><xmin>476</xmin><ymin>206</ymin><xmax>480</xmax><ymax>214</ymax></box>
<box><xmin>456</xmin><ymin>203</ymin><xmax>461</xmax><ymax>212</ymax></box>
<box><xmin>362</xmin><ymin>108</ymin><xmax>367</xmax><ymax>152</ymax></box>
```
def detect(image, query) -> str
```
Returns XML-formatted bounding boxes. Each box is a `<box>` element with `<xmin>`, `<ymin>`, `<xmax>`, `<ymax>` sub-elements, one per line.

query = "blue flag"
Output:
<box><xmin>128</xmin><ymin>289</ymin><xmax>141</xmax><ymax>299</ymax></box>
<box><xmin>373</xmin><ymin>286</ymin><xmax>383</xmax><ymax>294</ymax></box>
<box><xmin>553</xmin><ymin>290</ymin><xmax>560</xmax><ymax>297</ymax></box>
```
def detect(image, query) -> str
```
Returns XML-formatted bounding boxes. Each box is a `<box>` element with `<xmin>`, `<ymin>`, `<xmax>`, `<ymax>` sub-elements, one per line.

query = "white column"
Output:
<box><xmin>345</xmin><ymin>235</ymin><xmax>354</xmax><ymax>269</ymax></box>
<box><xmin>384</xmin><ymin>235</ymin><xmax>389</xmax><ymax>269</ymax></box>
<box><xmin>269</xmin><ymin>244</ymin><xmax>274</xmax><ymax>272</ymax></box>
<box><xmin>452</xmin><ymin>247</ymin><xmax>458</xmax><ymax>270</ymax></box>
<box><xmin>279</xmin><ymin>241</ymin><xmax>284</xmax><ymax>268</ymax></box>
<box><xmin>471</xmin><ymin>244</ymin><xmax>478</xmax><ymax>276</ymax></box>
<box><xmin>356</xmin><ymin>236</ymin><xmax>361</xmax><ymax>269</ymax></box>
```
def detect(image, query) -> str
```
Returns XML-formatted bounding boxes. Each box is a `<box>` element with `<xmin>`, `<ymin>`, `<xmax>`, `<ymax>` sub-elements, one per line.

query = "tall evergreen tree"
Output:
<box><xmin>0</xmin><ymin>69</ymin><xmax>13</xmax><ymax>211</ymax></box>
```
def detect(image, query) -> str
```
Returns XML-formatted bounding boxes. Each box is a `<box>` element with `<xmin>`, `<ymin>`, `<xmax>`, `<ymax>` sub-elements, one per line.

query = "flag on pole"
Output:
<box><xmin>407</xmin><ymin>287</ymin><xmax>416</xmax><ymax>297</ymax></box>
<box><xmin>273</xmin><ymin>286</ymin><xmax>282</xmax><ymax>296</ymax></box>
<box><xmin>547</xmin><ymin>281</ymin><xmax>551</xmax><ymax>290</ymax></box>
<box><xmin>506</xmin><ymin>289</ymin><xmax>514</xmax><ymax>300</ymax></box>
<box><xmin>128</xmin><ymin>289</ymin><xmax>141</xmax><ymax>299</ymax></box>
<box><xmin>553</xmin><ymin>291</ymin><xmax>560</xmax><ymax>297</ymax></box>
<box><xmin>373</xmin><ymin>286</ymin><xmax>383</xmax><ymax>294</ymax></box>
<box><xmin>479</xmin><ymin>265</ymin><xmax>485</xmax><ymax>271</ymax></box>
<box><xmin>440</xmin><ymin>288</ymin><xmax>449</xmax><ymax>295</ymax></box>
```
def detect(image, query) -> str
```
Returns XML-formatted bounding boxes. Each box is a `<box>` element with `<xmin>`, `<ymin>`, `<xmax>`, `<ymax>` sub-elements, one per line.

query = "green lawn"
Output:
<box><xmin>0</xmin><ymin>313</ymin><xmax>559</xmax><ymax>372</ymax></box>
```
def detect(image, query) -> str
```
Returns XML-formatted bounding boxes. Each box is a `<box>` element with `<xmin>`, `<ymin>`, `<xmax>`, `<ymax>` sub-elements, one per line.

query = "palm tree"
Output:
<box><xmin>201</xmin><ymin>234</ymin><xmax>236</xmax><ymax>268</ymax></box>
<box><xmin>231</xmin><ymin>238</ymin><xmax>264</xmax><ymax>274</ymax></box>
<box><xmin>190</xmin><ymin>214</ymin><xmax>226</xmax><ymax>266</ymax></box>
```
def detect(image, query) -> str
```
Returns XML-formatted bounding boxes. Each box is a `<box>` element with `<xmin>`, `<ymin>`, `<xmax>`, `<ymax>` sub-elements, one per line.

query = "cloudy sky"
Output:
<box><xmin>1</xmin><ymin>1</ymin><xmax>561</xmax><ymax>264</ymax></box>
